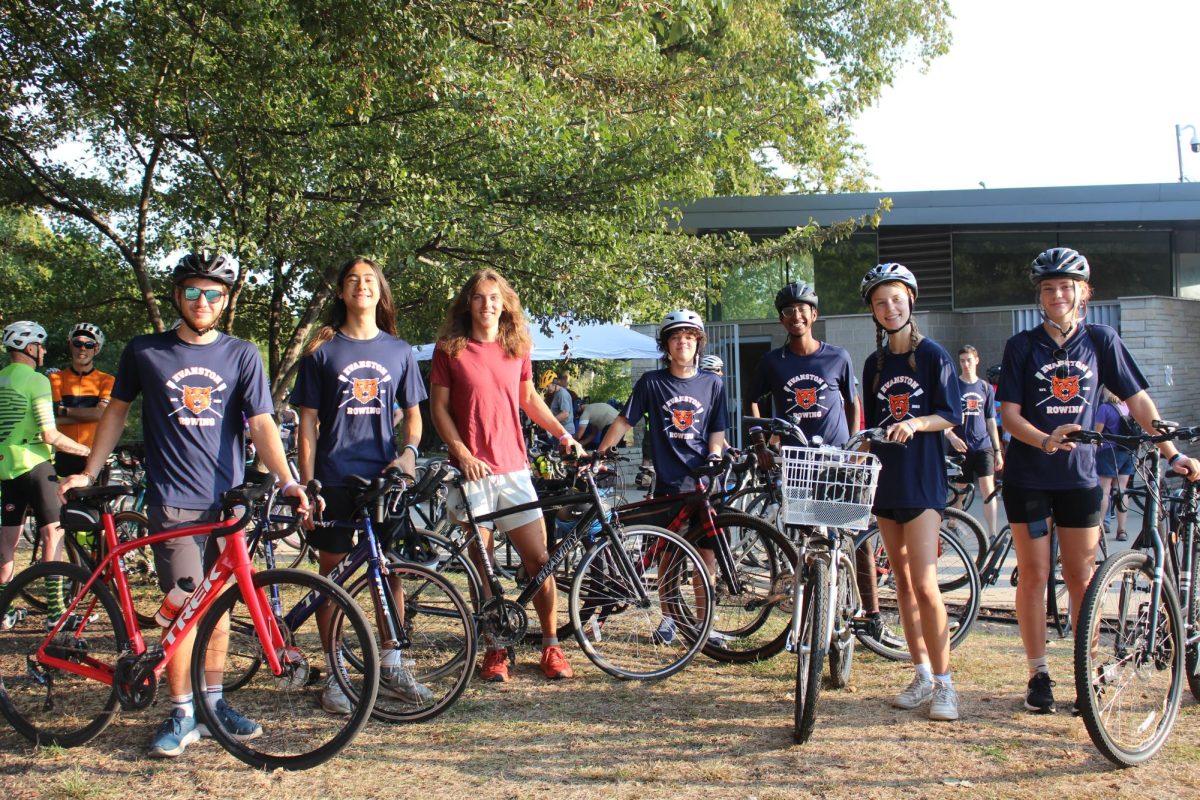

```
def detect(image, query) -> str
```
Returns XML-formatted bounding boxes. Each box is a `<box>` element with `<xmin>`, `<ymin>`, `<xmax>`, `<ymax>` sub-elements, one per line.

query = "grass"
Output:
<box><xmin>1</xmin><ymin>623</ymin><xmax>1198</xmax><ymax>800</ymax></box>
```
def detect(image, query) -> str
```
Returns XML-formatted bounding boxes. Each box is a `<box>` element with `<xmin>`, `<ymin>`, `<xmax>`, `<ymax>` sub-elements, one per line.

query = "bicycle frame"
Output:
<box><xmin>39</xmin><ymin>506</ymin><xmax>288</xmax><ymax>686</ymax></box>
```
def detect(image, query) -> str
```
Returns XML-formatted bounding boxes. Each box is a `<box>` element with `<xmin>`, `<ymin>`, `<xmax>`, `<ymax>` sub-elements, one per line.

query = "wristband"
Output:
<box><xmin>280</xmin><ymin>479</ymin><xmax>299</xmax><ymax>494</ymax></box>
<box><xmin>404</xmin><ymin>443</ymin><xmax>420</xmax><ymax>458</ymax></box>
<box><xmin>1041</xmin><ymin>435</ymin><xmax>1056</xmax><ymax>454</ymax></box>
<box><xmin>558</xmin><ymin>432</ymin><xmax>572</xmax><ymax>443</ymax></box>
<box><xmin>904</xmin><ymin>420</ymin><xmax>917</xmax><ymax>436</ymax></box>
<box><xmin>1169</xmin><ymin>452</ymin><xmax>1185</xmax><ymax>467</ymax></box>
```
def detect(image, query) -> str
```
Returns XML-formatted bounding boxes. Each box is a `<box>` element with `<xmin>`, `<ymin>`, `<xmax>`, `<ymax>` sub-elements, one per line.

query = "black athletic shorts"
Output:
<box><xmin>1</xmin><ymin>461</ymin><xmax>61</xmax><ymax>527</ymax></box>
<box><xmin>1002</xmin><ymin>484</ymin><xmax>1103</xmax><ymax>536</ymax></box>
<box><xmin>872</xmin><ymin>506</ymin><xmax>943</xmax><ymax>525</ymax></box>
<box><xmin>307</xmin><ymin>486</ymin><xmax>362</xmax><ymax>554</ymax></box>
<box><xmin>958</xmin><ymin>448</ymin><xmax>995</xmax><ymax>481</ymax></box>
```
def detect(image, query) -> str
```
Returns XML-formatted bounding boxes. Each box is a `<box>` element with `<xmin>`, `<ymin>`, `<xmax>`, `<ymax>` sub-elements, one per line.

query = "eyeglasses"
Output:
<box><xmin>1053</xmin><ymin>347</ymin><xmax>1069</xmax><ymax>380</ymax></box>
<box><xmin>183</xmin><ymin>287</ymin><xmax>227</xmax><ymax>304</ymax></box>
<box><xmin>70</xmin><ymin>339</ymin><xmax>97</xmax><ymax>350</ymax></box>
<box><xmin>780</xmin><ymin>305</ymin><xmax>809</xmax><ymax>319</ymax></box>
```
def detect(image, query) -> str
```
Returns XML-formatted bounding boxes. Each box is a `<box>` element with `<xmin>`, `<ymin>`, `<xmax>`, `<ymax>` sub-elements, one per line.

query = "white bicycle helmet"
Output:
<box><xmin>3</xmin><ymin>321</ymin><xmax>48</xmax><ymax>351</ymax></box>
<box><xmin>1030</xmin><ymin>247</ymin><xmax>1090</xmax><ymax>285</ymax></box>
<box><xmin>860</xmin><ymin>263</ymin><xmax>918</xmax><ymax>304</ymax></box>
<box><xmin>659</xmin><ymin>309</ymin><xmax>704</xmax><ymax>339</ymax></box>
<box><xmin>69</xmin><ymin>322</ymin><xmax>105</xmax><ymax>350</ymax></box>
<box><xmin>700</xmin><ymin>354</ymin><xmax>724</xmax><ymax>372</ymax></box>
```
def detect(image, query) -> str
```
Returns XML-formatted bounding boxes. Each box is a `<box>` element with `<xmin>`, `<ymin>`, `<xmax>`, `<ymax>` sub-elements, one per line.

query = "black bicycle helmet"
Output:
<box><xmin>860</xmin><ymin>263</ymin><xmax>918</xmax><ymax>304</ymax></box>
<box><xmin>774</xmin><ymin>281</ymin><xmax>819</xmax><ymax>312</ymax></box>
<box><xmin>1030</xmin><ymin>247</ymin><xmax>1089</xmax><ymax>285</ymax></box>
<box><xmin>985</xmin><ymin>364</ymin><xmax>1002</xmax><ymax>384</ymax></box>
<box><xmin>172</xmin><ymin>252</ymin><xmax>237</xmax><ymax>288</ymax></box>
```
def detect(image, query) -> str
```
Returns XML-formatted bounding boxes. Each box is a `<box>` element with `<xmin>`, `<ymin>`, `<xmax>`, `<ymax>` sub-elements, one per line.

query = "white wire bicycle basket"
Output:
<box><xmin>779</xmin><ymin>446</ymin><xmax>881</xmax><ymax>531</ymax></box>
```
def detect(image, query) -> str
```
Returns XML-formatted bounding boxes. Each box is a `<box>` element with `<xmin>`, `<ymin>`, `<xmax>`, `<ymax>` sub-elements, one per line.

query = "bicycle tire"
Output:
<box><xmin>18</xmin><ymin>535</ymin><xmax>86</xmax><ymax>611</ymax></box>
<box><xmin>943</xmin><ymin>506</ymin><xmax>987</xmax><ymax>573</ymax></box>
<box><xmin>1188</xmin><ymin>540</ymin><xmax>1200</xmax><ymax>703</ymax></box>
<box><xmin>191</xmin><ymin>568</ymin><xmax>378</xmax><ymax>771</ymax></box>
<box><xmin>793</xmin><ymin>556</ymin><xmax>828</xmax><ymax>744</ymax></box>
<box><xmin>852</xmin><ymin>526</ymin><xmax>981</xmax><ymax>662</ymax></box>
<box><xmin>414</xmin><ymin>526</ymin><xmax>484</xmax><ymax>613</ymax></box>
<box><xmin>827</xmin><ymin>549</ymin><xmax>858</xmax><ymax>689</ymax></box>
<box><xmin>0</xmin><ymin>561</ymin><xmax>126</xmax><ymax>747</ymax></box>
<box><xmin>334</xmin><ymin>560</ymin><xmax>476</xmax><ymax>724</ymax></box>
<box><xmin>700</xmin><ymin>511</ymin><xmax>796</xmax><ymax>664</ymax></box>
<box><xmin>1074</xmin><ymin>550</ymin><xmax>1183</xmax><ymax>767</ymax></box>
<box><xmin>569</xmin><ymin>524</ymin><xmax>712</xmax><ymax>680</ymax></box>
<box><xmin>742</xmin><ymin>487</ymin><xmax>782</xmax><ymax>530</ymax></box>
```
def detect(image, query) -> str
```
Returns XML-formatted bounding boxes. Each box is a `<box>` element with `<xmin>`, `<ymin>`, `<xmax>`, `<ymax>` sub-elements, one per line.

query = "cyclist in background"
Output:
<box><xmin>1093</xmin><ymin>388</ymin><xmax>1134</xmax><ymax>542</ymax></box>
<box><xmin>574</xmin><ymin>400</ymin><xmax>621</xmax><ymax>449</ymax></box>
<box><xmin>430</xmin><ymin>269</ymin><xmax>583</xmax><ymax>683</ymax></box>
<box><xmin>860</xmin><ymin>264</ymin><xmax>961</xmax><ymax>721</ymax></box>
<box><xmin>699</xmin><ymin>354</ymin><xmax>723</xmax><ymax>376</ymax></box>
<box><xmin>292</xmin><ymin>256</ymin><xmax>432</xmax><ymax>713</ymax></box>
<box><xmin>0</xmin><ymin>321</ymin><xmax>90</xmax><ymax>629</ymax></box>
<box><xmin>998</xmin><ymin>247</ymin><xmax>1199</xmax><ymax>715</ymax></box>
<box><xmin>58</xmin><ymin>252</ymin><xmax>308</xmax><ymax>758</ymax></box>
<box><xmin>745</xmin><ymin>282</ymin><xmax>880</xmax><ymax>631</ymax></box>
<box><xmin>596</xmin><ymin>309</ymin><xmax>727</xmax><ymax>644</ymax></box>
<box><xmin>49</xmin><ymin>323</ymin><xmax>114</xmax><ymax>479</ymax></box>
<box><xmin>944</xmin><ymin>345</ymin><xmax>1003</xmax><ymax>539</ymax></box>
<box><xmin>540</xmin><ymin>370</ymin><xmax>575</xmax><ymax>443</ymax></box>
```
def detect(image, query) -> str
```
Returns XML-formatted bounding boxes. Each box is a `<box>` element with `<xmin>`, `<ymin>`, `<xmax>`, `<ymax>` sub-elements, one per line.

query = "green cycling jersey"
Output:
<box><xmin>0</xmin><ymin>362</ymin><xmax>54</xmax><ymax>481</ymax></box>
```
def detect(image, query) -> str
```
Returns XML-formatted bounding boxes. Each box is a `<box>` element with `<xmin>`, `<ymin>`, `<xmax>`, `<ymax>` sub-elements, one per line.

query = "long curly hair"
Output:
<box><xmin>436</xmin><ymin>269</ymin><xmax>531</xmax><ymax>359</ymax></box>
<box><xmin>304</xmin><ymin>257</ymin><xmax>397</xmax><ymax>356</ymax></box>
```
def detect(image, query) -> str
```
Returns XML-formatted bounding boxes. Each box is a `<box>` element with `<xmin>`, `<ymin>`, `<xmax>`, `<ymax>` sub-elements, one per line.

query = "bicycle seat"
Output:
<box><xmin>67</xmin><ymin>484</ymin><xmax>136</xmax><ymax>503</ymax></box>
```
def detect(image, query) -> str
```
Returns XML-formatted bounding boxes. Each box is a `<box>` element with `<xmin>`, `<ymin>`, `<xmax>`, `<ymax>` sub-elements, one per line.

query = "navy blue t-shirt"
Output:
<box><xmin>748</xmin><ymin>342</ymin><xmax>857</xmax><ymax>447</ymax></box>
<box><xmin>290</xmin><ymin>332</ymin><xmax>427</xmax><ymax>488</ymax></box>
<box><xmin>862</xmin><ymin>338</ymin><xmax>960</xmax><ymax>510</ymax></box>
<box><xmin>112</xmin><ymin>332</ymin><xmax>273</xmax><ymax>510</ymax></box>
<box><xmin>623</xmin><ymin>369</ymin><xmax>727</xmax><ymax>495</ymax></box>
<box><xmin>998</xmin><ymin>324</ymin><xmax>1148</xmax><ymax>491</ymax></box>
<box><xmin>953</xmin><ymin>378</ymin><xmax>995</xmax><ymax>452</ymax></box>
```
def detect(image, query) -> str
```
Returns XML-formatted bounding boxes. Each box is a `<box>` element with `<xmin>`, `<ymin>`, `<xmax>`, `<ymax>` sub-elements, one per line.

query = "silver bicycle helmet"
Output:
<box><xmin>3</xmin><ymin>321</ymin><xmax>48</xmax><ymax>351</ymax></box>
<box><xmin>774</xmin><ymin>281</ymin><xmax>819</xmax><ymax>312</ymax></box>
<box><xmin>699</xmin><ymin>354</ymin><xmax>724</xmax><ymax>372</ymax></box>
<box><xmin>1030</xmin><ymin>247</ymin><xmax>1090</xmax><ymax>285</ymax></box>
<box><xmin>69</xmin><ymin>322</ymin><xmax>105</xmax><ymax>350</ymax></box>
<box><xmin>172</xmin><ymin>252</ymin><xmax>238</xmax><ymax>287</ymax></box>
<box><xmin>860</xmin><ymin>263</ymin><xmax>918</xmax><ymax>304</ymax></box>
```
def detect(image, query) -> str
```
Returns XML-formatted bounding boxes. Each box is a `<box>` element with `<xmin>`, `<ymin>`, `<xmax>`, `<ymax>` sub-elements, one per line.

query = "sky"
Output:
<box><xmin>850</xmin><ymin>0</ymin><xmax>1200</xmax><ymax>191</ymax></box>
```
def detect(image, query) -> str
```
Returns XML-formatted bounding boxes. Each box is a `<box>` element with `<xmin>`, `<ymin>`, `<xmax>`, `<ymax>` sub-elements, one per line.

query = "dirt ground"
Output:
<box><xmin>2</xmin><ymin>622</ymin><xmax>1198</xmax><ymax>800</ymax></box>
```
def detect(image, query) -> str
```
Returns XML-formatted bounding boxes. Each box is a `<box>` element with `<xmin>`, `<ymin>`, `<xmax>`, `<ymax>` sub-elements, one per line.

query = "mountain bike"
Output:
<box><xmin>1065</xmin><ymin>422</ymin><xmax>1200</xmax><ymax>767</ymax></box>
<box><xmin>0</xmin><ymin>481</ymin><xmax>378</xmax><ymax>771</ymax></box>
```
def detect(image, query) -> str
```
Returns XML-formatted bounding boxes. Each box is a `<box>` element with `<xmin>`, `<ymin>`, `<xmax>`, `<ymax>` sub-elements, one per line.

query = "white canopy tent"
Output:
<box><xmin>412</xmin><ymin>320</ymin><xmax>659</xmax><ymax>361</ymax></box>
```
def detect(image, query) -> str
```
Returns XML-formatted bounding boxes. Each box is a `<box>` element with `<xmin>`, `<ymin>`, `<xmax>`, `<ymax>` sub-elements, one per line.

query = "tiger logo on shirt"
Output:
<box><xmin>338</xmin><ymin>360</ymin><xmax>392</xmax><ymax>417</ymax></box>
<box><xmin>167</xmin><ymin>366</ymin><xmax>228</xmax><ymax>427</ymax></box>
<box><xmin>782</xmin><ymin>373</ymin><xmax>834</xmax><ymax>421</ymax></box>
<box><xmin>876</xmin><ymin>375</ymin><xmax>924</xmax><ymax>425</ymax></box>
<box><xmin>182</xmin><ymin>386</ymin><xmax>212</xmax><ymax>414</ymax></box>
<box><xmin>661</xmin><ymin>395</ymin><xmax>705</xmax><ymax>440</ymax></box>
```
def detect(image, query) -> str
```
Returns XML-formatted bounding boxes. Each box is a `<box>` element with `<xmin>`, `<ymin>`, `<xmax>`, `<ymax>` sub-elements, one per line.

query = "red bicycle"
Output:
<box><xmin>0</xmin><ymin>480</ymin><xmax>378</xmax><ymax>771</ymax></box>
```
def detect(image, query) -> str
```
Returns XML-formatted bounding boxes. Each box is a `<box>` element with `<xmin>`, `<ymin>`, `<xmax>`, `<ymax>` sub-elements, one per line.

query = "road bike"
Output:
<box><xmin>0</xmin><ymin>480</ymin><xmax>378</xmax><ymax>770</ymax></box>
<box><xmin>1065</xmin><ymin>422</ymin><xmax>1200</xmax><ymax>767</ymax></box>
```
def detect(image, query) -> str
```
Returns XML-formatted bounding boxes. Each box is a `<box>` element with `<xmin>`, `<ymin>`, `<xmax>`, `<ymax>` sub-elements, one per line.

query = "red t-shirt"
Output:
<box><xmin>430</xmin><ymin>340</ymin><xmax>531</xmax><ymax>474</ymax></box>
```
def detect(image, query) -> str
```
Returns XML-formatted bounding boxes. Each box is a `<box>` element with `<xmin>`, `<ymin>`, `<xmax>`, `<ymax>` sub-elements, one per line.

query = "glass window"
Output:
<box><xmin>1068</xmin><ymin>231</ymin><xmax>1171</xmax><ymax>300</ymax></box>
<box><xmin>813</xmin><ymin>234</ymin><xmax>877</xmax><ymax>316</ymax></box>
<box><xmin>715</xmin><ymin>255</ymin><xmax>810</xmax><ymax>321</ymax></box>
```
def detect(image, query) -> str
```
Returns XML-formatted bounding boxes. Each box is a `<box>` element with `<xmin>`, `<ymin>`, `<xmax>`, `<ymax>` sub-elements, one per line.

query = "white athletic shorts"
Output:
<box><xmin>447</xmin><ymin>469</ymin><xmax>542</xmax><ymax>532</ymax></box>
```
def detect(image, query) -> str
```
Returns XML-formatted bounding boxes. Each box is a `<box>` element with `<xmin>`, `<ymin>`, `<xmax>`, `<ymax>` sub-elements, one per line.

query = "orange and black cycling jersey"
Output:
<box><xmin>49</xmin><ymin>367</ymin><xmax>115</xmax><ymax>448</ymax></box>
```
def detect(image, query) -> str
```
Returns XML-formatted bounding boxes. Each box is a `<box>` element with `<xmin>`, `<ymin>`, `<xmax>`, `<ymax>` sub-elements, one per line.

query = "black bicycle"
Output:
<box><xmin>1066</xmin><ymin>421</ymin><xmax>1200</xmax><ymax>766</ymax></box>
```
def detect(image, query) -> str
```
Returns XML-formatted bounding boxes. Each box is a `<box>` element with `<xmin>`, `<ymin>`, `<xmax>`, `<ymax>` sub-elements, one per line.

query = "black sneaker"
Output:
<box><xmin>1070</xmin><ymin>697</ymin><xmax>1081</xmax><ymax>717</ymax></box>
<box><xmin>1024</xmin><ymin>671</ymin><xmax>1056</xmax><ymax>714</ymax></box>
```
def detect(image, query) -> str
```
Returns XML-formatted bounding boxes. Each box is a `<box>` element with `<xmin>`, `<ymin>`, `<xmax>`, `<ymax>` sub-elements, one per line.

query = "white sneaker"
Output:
<box><xmin>380</xmin><ymin>664</ymin><xmax>434</xmax><ymax>705</ymax></box>
<box><xmin>892</xmin><ymin>674</ymin><xmax>933</xmax><ymax>709</ymax></box>
<box><xmin>320</xmin><ymin>676</ymin><xmax>352</xmax><ymax>715</ymax></box>
<box><xmin>928</xmin><ymin>682</ymin><xmax>960</xmax><ymax>721</ymax></box>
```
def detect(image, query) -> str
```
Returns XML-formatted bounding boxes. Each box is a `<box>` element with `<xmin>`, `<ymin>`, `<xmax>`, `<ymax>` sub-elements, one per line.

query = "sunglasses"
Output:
<box><xmin>183</xmin><ymin>287</ymin><xmax>227</xmax><ymax>304</ymax></box>
<box><xmin>780</xmin><ymin>305</ymin><xmax>809</xmax><ymax>319</ymax></box>
<box><xmin>1053</xmin><ymin>347</ymin><xmax>1069</xmax><ymax>380</ymax></box>
<box><xmin>70</xmin><ymin>339</ymin><xmax>98</xmax><ymax>350</ymax></box>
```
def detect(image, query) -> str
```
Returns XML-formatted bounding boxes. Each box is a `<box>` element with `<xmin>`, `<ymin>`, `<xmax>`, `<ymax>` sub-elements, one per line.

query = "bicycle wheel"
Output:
<box><xmin>0</xmin><ymin>562</ymin><xmax>126</xmax><ymax>747</ymax></box>
<box><xmin>700</xmin><ymin>512</ymin><xmax>796</xmax><ymax>663</ymax></box>
<box><xmin>570</xmin><ymin>525</ymin><xmax>712</xmax><ymax>680</ymax></box>
<box><xmin>1188</xmin><ymin>540</ymin><xmax>1200</xmax><ymax>703</ymax></box>
<box><xmin>743</xmin><ymin>486</ymin><xmax>782</xmax><ymax>529</ymax></box>
<box><xmin>110</xmin><ymin>510</ymin><xmax>159</xmax><ymax>627</ymax></box>
<box><xmin>943</xmin><ymin>506</ymin><xmax>987</xmax><ymax>571</ymax></box>
<box><xmin>794</xmin><ymin>556</ymin><xmax>828</xmax><ymax>744</ymax></box>
<box><xmin>416</xmin><ymin>527</ymin><xmax>483</xmax><ymax>612</ymax></box>
<box><xmin>334</xmin><ymin>560</ymin><xmax>475</xmax><ymax>723</ymax></box>
<box><xmin>1074</xmin><ymin>550</ymin><xmax>1183</xmax><ymax>767</ymax></box>
<box><xmin>191</xmin><ymin>568</ymin><xmax>379</xmax><ymax>771</ymax></box>
<box><xmin>852</xmin><ymin>526</ymin><xmax>981</xmax><ymax>661</ymax></box>
<box><xmin>18</xmin><ymin>535</ymin><xmax>86</xmax><ymax>612</ymax></box>
<box><xmin>827</xmin><ymin>549</ymin><xmax>858</xmax><ymax>689</ymax></box>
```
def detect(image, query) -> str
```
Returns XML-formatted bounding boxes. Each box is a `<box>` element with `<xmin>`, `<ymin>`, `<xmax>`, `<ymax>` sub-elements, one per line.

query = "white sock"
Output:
<box><xmin>933</xmin><ymin>672</ymin><xmax>953</xmax><ymax>687</ymax></box>
<box><xmin>382</xmin><ymin>648</ymin><xmax>403</xmax><ymax>668</ymax></box>
<box><xmin>914</xmin><ymin>662</ymin><xmax>933</xmax><ymax>682</ymax></box>
<box><xmin>171</xmin><ymin>693</ymin><xmax>194</xmax><ymax>718</ymax></box>
<box><xmin>204</xmin><ymin>683</ymin><xmax>222</xmax><ymax>711</ymax></box>
<box><xmin>1028</xmin><ymin>656</ymin><xmax>1049</xmax><ymax>677</ymax></box>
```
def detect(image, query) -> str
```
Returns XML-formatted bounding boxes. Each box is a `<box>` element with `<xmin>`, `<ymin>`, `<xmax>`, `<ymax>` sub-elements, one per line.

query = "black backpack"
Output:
<box><xmin>1117</xmin><ymin>408</ymin><xmax>1143</xmax><ymax>438</ymax></box>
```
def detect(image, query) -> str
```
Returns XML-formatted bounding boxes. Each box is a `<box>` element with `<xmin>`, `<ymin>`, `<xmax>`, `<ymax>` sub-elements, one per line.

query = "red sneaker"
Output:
<box><xmin>480</xmin><ymin>648</ymin><xmax>510</xmax><ymax>682</ymax></box>
<box><xmin>540</xmin><ymin>645</ymin><xmax>574</xmax><ymax>680</ymax></box>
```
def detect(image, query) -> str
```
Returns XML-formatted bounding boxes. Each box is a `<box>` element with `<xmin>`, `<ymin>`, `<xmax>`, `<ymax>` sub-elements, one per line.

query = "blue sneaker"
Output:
<box><xmin>197</xmin><ymin>699</ymin><xmax>263</xmax><ymax>742</ymax></box>
<box><xmin>149</xmin><ymin>709</ymin><xmax>200</xmax><ymax>758</ymax></box>
<box><xmin>652</xmin><ymin>617</ymin><xmax>677</xmax><ymax>645</ymax></box>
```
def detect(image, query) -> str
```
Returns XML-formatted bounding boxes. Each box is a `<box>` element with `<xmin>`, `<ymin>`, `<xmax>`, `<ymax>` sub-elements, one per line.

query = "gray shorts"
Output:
<box><xmin>146</xmin><ymin>505</ymin><xmax>223</xmax><ymax>594</ymax></box>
